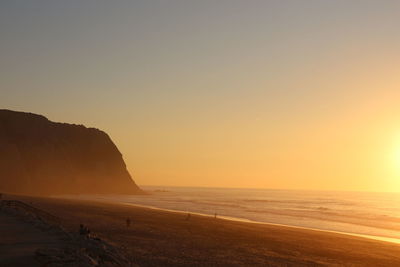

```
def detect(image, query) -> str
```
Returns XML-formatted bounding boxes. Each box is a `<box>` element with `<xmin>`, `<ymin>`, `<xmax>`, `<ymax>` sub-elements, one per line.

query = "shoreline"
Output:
<box><xmin>121</xmin><ymin>202</ymin><xmax>400</xmax><ymax>245</ymax></box>
<box><xmin>8</xmin><ymin>194</ymin><xmax>400</xmax><ymax>266</ymax></box>
<box><xmin>58</xmin><ymin>195</ymin><xmax>400</xmax><ymax>245</ymax></box>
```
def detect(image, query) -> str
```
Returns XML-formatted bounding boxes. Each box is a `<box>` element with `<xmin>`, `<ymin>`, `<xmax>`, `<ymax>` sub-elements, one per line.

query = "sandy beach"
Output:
<box><xmin>1</xmin><ymin>194</ymin><xmax>399</xmax><ymax>266</ymax></box>
<box><xmin>3</xmin><ymin>2</ymin><xmax>400</xmax><ymax>266</ymax></box>
<box><xmin>0</xmin><ymin>211</ymin><xmax>66</xmax><ymax>266</ymax></box>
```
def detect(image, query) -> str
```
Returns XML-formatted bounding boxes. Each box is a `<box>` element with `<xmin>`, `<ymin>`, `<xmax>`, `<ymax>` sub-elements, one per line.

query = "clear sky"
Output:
<box><xmin>1</xmin><ymin>1</ymin><xmax>400</xmax><ymax>192</ymax></box>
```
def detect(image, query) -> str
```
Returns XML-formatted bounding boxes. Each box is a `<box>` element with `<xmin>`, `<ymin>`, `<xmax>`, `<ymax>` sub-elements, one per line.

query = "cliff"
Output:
<box><xmin>0</xmin><ymin>109</ymin><xmax>143</xmax><ymax>195</ymax></box>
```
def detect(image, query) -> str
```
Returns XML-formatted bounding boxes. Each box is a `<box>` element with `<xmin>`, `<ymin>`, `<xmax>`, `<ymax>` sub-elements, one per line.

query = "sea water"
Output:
<box><xmin>67</xmin><ymin>186</ymin><xmax>400</xmax><ymax>244</ymax></box>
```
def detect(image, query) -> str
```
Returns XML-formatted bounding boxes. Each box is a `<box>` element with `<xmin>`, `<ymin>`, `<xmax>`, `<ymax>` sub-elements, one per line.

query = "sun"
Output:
<box><xmin>380</xmin><ymin>139</ymin><xmax>400</xmax><ymax>192</ymax></box>
<box><xmin>392</xmin><ymin>140</ymin><xmax>400</xmax><ymax>173</ymax></box>
<box><xmin>384</xmin><ymin>135</ymin><xmax>400</xmax><ymax>175</ymax></box>
<box><xmin>395</xmin><ymin>147</ymin><xmax>400</xmax><ymax>168</ymax></box>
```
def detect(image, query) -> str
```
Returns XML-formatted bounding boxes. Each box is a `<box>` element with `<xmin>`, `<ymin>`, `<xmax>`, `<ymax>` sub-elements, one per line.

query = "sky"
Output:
<box><xmin>1</xmin><ymin>1</ymin><xmax>400</xmax><ymax>192</ymax></box>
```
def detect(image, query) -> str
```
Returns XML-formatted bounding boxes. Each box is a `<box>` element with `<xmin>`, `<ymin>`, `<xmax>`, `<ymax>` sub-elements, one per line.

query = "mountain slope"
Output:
<box><xmin>0</xmin><ymin>109</ymin><xmax>142</xmax><ymax>195</ymax></box>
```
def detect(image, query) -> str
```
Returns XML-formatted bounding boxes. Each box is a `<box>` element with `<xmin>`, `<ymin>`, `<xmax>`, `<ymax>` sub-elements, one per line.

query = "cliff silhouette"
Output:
<box><xmin>0</xmin><ymin>109</ymin><xmax>143</xmax><ymax>195</ymax></box>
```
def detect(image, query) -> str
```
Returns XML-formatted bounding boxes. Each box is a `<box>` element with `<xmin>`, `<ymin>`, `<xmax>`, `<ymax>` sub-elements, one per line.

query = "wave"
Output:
<box><xmin>62</xmin><ymin>187</ymin><xmax>400</xmax><ymax>242</ymax></box>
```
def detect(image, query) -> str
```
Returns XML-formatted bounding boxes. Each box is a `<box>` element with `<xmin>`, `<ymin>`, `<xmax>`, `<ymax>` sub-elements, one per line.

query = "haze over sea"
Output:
<box><xmin>66</xmin><ymin>187</ymin><xmax>400</xmax><ymax>244</ymax></box>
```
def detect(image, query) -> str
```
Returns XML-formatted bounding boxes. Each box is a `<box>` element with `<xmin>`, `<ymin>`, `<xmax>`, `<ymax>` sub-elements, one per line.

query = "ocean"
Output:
<box><xmin>67</xmin><ymin>186</ymin><xmax>400</xmax><ymax>244</ymax></box>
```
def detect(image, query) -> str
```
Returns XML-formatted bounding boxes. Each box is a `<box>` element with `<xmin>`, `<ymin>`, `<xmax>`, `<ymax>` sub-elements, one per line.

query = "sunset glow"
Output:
<box><xmin>1</xmin><ymin>1</ymin><xmax>400</xmax><ymax>192</ymax></box>
<box><xmin>2</xmin><ymin>2</ymin><xmax>400</xmax><ymax>266</ymax></box>
<box><xmin>393</xmin><ymin>139</ymin><xmax>400</xmax><ymax>173</ymax></box>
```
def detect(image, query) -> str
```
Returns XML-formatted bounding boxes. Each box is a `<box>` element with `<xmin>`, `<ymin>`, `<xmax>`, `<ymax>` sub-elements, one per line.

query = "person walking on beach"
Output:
<box><xmin>126</xmin><ymin>217</ymin><xmax>131</xmax><ymax>228</ymax></box>
<box><xmin>79</xmin><ymin>224</ymin><xmax>85</xmax><ymax>235</ymax></box>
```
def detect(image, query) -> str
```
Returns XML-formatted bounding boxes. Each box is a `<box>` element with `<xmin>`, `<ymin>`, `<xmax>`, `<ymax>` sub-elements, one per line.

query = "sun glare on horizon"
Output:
<box><xmin>394</xmin><ymin>141</ymin><xmax>400</xmax><ymax>172</ymax></box>
<box><xmin>3</xmin><ymin>1</ymin><xmax>400</xmax><ymax>266</ymax></box>
<box><xmin>384</xmin><ymin>135</ymin><xmax>400</xmax><ymax>192</ymax></box>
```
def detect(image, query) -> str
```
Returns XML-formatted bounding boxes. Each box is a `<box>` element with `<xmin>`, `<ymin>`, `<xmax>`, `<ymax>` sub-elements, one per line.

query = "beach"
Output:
<box><xmin>0</xmin><ymin>210</ymin><xmax>66</xmax><ymax>266</ymax></box>
<box><xmin>3</xmin><ymin>2</ymin><xmax>400</xmax><ymax>266</ymax></box>
<box><xmin>67</xmin><ymin>186</ymin><xmax>400</xmax><ymax>243</ymax></box>
<box><xmin>3</xmin><ymin>194</ymin><xmax>400</xmax><ymax>266</ymax></box>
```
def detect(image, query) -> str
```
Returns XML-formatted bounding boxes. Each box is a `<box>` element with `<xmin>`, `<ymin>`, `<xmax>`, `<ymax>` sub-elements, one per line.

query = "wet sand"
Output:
<box><xmin>7</xmin><ymin>195</ymin><xmax>400</xmax><ymax>266</ymax></box>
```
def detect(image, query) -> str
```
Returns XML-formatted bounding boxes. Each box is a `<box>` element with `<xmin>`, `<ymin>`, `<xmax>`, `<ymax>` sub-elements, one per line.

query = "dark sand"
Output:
<box><xmin>6</xmin><ymin>195</ymin><xmax>400</xmax><ymax>266</ymax></box>
<box><xmin>0</xmin><ymin>212</ymin><xmax>66</xmax><ymax>267</ymax></box>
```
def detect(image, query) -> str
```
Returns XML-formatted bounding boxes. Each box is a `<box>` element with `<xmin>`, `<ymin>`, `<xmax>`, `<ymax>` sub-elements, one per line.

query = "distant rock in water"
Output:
<box><xmin>0</xmin><ymin>109</ymin><xmax>143</xmax><ymax>195</ymax></box>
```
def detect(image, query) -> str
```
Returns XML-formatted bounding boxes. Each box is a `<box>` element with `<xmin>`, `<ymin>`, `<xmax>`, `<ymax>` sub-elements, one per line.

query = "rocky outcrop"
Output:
<box><xmin>0</xmin><ymin>109</ymin><xmax>142</xmax><ymax>195</ymax></box>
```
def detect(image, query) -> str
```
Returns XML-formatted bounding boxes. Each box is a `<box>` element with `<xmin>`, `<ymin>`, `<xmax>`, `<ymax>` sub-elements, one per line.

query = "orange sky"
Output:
<box><xmin>2</xmin><ymin>1</ymin><xmax>400</xmax><ymax>192</ymax></box>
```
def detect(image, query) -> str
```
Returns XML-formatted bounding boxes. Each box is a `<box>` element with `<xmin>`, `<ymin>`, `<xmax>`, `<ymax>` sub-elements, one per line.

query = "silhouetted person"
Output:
<box><xmin>126</xmin><ymin>217</ymin><xmax>131</xmax><ymax>227</ymax></box>
<box><xmin>186</xmin><ymin>213</ymin><xmax>191</xmax><ymax>221</ymax></box>
<box><xmin>79</xmin><ymin>224</ymin><xmax>85</xmax><ymax>235</ymax></box>
<box><xmin>214</xmin><ymin>212</ymin><xmax>217</xmax><ymax>219</ymax></box>
<box><xmin>79</xmin><ymin>224</ymin><xmax>90</xmax><ymax>237</ymax></box>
